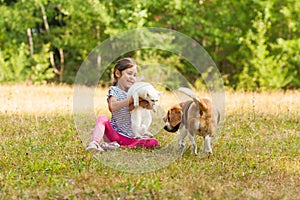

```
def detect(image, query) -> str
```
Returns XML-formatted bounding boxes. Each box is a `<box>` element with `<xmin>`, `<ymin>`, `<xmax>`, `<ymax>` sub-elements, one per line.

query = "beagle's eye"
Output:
<box><xmin>200</xmin><ymin>110</ymin><xmax>203</xmax><ymax>116</ymax></box>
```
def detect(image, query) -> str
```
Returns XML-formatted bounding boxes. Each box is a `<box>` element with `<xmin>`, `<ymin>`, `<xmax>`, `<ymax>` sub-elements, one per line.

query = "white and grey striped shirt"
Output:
<box><xmin>107</xmin><ymin>86</ymin><xmax>135</xmax><ymax>138</ymax></box>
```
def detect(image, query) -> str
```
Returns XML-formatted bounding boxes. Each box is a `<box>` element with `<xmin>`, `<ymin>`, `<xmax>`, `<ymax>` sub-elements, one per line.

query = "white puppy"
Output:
<box><xmin>127</xmin><ymin>82</ymin><xmax>162</xmax><ymax>138</ymax></box>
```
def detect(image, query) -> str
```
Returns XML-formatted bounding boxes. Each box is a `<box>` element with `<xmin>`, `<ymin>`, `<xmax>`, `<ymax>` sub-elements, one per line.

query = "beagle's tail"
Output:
<box><xmin>178</xmin><ymin>87</ymin><xmax>198</xmax><ymax>100</ymax></box>
<box><xmin>178</xmin><ymin>87</ymin><xmax>208</xmax><ymax>112</ymax></box>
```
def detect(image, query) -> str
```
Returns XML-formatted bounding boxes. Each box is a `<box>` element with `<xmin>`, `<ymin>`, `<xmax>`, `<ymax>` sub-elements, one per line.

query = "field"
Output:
<box><xmin>1</xmin><ymin>84</ymin><xmax>299</xmax><ymax>199</ymax></box>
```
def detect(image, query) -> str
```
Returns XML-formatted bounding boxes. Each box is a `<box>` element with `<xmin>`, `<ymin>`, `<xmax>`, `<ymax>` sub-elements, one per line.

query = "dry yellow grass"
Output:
<box><xmin>1</xmin><ymin>84</ymin><xmax>299</xmax><ymax>117</ymax></box>
<box><xmin>225</xmin><ymin>90</ymin><xmax>300</xmax><ymax>116</ymax></box>
<box><xmin>0</xmin><ymin>84</ymin><xmax>74</xmax><ymax>114</ymax></box>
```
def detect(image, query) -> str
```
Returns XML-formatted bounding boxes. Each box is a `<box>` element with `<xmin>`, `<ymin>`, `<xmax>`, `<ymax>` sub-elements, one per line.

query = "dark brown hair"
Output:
<box><xmin>112</xmin><ymin>57</ymin><xmax>137</xmax><ymax>86</ymax></box>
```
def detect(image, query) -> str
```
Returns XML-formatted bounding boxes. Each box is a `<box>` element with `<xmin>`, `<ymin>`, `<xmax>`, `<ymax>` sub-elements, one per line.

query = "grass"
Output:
<box><xmin>0</xmin><ymin>84</ymin><xmax>299</xmax><ymax>199</ymax></box>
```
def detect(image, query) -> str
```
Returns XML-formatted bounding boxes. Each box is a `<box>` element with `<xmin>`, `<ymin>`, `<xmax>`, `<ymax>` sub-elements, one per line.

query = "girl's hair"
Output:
<box><xmin>112</xmin><ymin>57</ymin><xmax>137</xmax><ymax>86</ymax></box>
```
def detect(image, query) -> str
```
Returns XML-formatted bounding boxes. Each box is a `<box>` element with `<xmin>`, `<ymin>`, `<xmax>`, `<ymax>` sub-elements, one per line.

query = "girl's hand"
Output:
<box><xmin>128</xmin><ymin>96</ymin><xmax>135</xmax><ymax>111</ymax></box>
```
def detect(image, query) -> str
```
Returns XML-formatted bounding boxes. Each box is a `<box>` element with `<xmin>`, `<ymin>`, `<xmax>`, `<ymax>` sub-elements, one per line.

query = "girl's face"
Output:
<box><xmin>116</xmin><ymin>65</ymin><xmax>137</xmax><ymax>91</ymax></box>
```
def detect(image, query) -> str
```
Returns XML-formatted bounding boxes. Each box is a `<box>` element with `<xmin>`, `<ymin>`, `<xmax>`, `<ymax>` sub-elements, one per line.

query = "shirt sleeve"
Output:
<box><xmin>107</xmin><ymin>86</ymin><xmax>117</xmax><ymax>102</ymax></box>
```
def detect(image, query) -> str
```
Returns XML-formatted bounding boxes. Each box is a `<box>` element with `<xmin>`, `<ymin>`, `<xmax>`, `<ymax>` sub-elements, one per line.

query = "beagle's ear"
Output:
<box><xmin>162</xmin><ymin>112</ymin><xmax>167</xmax><ymax>122</ymax></box>
<box><xmin>198</xmin><ymin>99</ymin><xmax>208</xmax><ymax>112</ymax></box>
<box><xmin>170</xmin><ymin>108</ymin><xmax>183</xmax><ymax>127</ymax></box>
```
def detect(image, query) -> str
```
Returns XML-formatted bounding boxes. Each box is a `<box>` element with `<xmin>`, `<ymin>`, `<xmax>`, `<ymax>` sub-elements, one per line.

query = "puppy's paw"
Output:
<box><xmin>133</xmin><ymin>95</ymin><xmax>139</xmax><ymax>107</ymax></box>
<box><xmin>178</xmin><ymin>145</ymin><xmax>185</xmax><ymax>154</ymax></box>
<box><xmin>203</xmin><ymin>135</ymin><xmax>213</xmax><ymax>153</ymax></box>
<box><xmin>144</xmin><ymin>131</ymin><xmax>153</xmax><ymax>138</ymax></box>
<box><xmin>179</xmin><ymin>143</ymin><xmax>185</xmax><ymax>150</ymax></box>
<box><xmin>207</xmin><ymin>152</ymin><xmax>212</xmax><ymax>158</ymax></box>
<box><xmin>134</xmin><ymin>134</ymin><xmax>142</xmax><ymax>139</ymax></box>
<box><xmin>201</xmin><ymin>148</ymin><xmax>213</xmax><ymax>158</ymax></box>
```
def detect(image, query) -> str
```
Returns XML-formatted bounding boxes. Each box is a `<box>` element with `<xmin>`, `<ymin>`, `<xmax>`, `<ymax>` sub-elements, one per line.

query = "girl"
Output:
<box><xmin>86</xmin><ymin>57</ymin><xmax>159</xmax><ymax>152</ymax></box>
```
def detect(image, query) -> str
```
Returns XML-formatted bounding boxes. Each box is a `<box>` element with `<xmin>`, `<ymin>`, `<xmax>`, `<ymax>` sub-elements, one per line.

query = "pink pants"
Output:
<box><xmin>92</xmin><ymin>115</ymin><xmax>159</xmax><ymax>148</ymax></box>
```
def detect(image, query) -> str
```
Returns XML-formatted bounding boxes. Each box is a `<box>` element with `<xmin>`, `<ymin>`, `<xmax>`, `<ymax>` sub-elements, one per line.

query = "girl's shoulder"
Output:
<box><xmin>108</xmin><ymin>86</ymin><xmax>122</xmax><ymax>94</ymax></box>
<box><xmin>107</xmin><ymin>86</ymin><xmax>127</xmax><ymax>99</ymax></box>
<box><xmin>108</xmin><ymin>85</ymin><xmax>118</xmax><ymax>91</ymax></box>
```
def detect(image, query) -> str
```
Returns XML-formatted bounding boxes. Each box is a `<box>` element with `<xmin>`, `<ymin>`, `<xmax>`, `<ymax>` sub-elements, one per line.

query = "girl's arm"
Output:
<box><xmin>108</xmin><ymin>96</ymin><xmax>133</xmax><ymax>112</ymax></box>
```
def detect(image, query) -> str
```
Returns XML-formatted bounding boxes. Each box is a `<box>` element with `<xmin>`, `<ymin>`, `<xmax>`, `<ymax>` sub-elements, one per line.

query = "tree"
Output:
<box><xmin>0</xmin><ymin>0</ymin><xmax>299</xmax><ymax>89</ymax></box>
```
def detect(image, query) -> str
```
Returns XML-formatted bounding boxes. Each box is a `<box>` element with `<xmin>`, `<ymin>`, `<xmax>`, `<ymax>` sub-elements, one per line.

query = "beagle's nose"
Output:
<box><xmin>163</xmin><ymin>125</ymin><xmax>168</xmax><ymax>131</ymax></box>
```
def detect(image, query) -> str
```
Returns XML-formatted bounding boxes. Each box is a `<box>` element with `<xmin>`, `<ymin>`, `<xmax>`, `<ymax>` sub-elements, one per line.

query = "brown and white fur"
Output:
<box><xmin>163</xmin><ymin>87</ymin><xmax>220</xmax><ymax>155</ymax></box>
<box><xmin>127</xmin><ymin>82</ymin><xmax>162</xmax><ymax>138</ymax></box>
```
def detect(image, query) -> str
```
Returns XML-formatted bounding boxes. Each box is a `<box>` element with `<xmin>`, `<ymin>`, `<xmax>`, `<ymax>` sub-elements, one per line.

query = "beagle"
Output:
<box><xmin>163</xmin><ymin>88</ymin><xmax>220</xmax><ymax>155</ymax></box>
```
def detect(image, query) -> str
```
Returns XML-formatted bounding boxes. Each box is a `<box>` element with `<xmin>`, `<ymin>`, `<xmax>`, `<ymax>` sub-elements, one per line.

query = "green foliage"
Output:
<box><xmin>0</xmin><ymin>52</ymin><xmax>11</xmax><ymax>82</ymax></box>
<box><xmin>30</xmin><ymin>43</ymin><xmax>55</xmax><ymax>84</ymax></box>
<box><xmin>0</xmin><ymin>43</ymin><xmax>55</xmax><ymax>84</ymax></box>
<box><xmin>134</xmin><ymin>50</ymin><xmax>187</xmax><ymax>90</ymax></box>
<box><xmin>0</xmin><ymin>43</ymin><xmax>30</xmax><ymax>82</ymax></box>
<box><xmin>0</xmin><ymin>0</ymin><xmax>299</xmax><ymax>89</ymax></box>
<box><xmin>237</xmin><ymin>8</ymin><xmax>296</xmax><ymax>90</ymax></box>
<box><xmin>273</xmin><ymin>38</ymin><xmax>300</xmax><ymax>88</ymax></box>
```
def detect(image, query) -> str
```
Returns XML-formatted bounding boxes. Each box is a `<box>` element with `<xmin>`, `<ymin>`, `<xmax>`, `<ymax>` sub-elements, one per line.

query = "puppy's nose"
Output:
<box><xmin>164</xmin><ymin>125</ymin><xmax>176</xmax><ymax>132</ymax></box>
<box><xmin>164</xmin><ymin>125</ymin><xmax>172</xmax><ymax>132</ymax></box>
<box><xmin>163</xmin><ymin>125</ymin><xmax>168</xmax><ymax>131</ymax></box>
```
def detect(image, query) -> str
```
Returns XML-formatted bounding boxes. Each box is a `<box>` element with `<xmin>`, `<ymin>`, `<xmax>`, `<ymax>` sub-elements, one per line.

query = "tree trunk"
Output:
<box><xmin>40</xmin><ymin>4</ymin><xmax>49</xmax><ymax>32</ymax></box>
<box><xmin>27</xmin><ymin>28</ymin><xmax>34</xmax><ymax>57</ymax></box>
<box><xmin>49</xmin><ymin>49</ymin><xmax>65</xmax><ymax>82</ymax></box>
<box><xmin>59</xmin><ymin>48</ymin><xmax>64</xmax><ymax>82</ymax></box>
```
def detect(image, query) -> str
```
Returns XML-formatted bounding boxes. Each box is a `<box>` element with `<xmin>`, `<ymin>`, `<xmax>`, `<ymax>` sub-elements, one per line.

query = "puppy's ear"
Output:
<box><xmin>162</xmin><ymin>113</ymin><xmax>167</xmax><ymax>122</ymax></box>
<box><xmin>198</xmin><ymin>99</ymin><xmax>208</xmax><ymax>112</ymax></box>
<box><xmin>170</xmin><ymin>108</ymin><xmax>183</xmax><ymax>127</ymax></box>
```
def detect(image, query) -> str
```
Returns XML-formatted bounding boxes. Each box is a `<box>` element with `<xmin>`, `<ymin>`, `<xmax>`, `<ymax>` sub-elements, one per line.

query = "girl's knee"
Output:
<box><xmin>151</xmin><ymin>140</ymin><xmax>159</xmax><ymax>147</ymax></box>
<box><xmin>97</xmin><ymin>115</ymin><xmax>109</xmax><ymax>124</ymax></box>
<box><xmin>145</xmin><ymin>138</ymin><xmax>159</xmax><ymax>148</ymax></box>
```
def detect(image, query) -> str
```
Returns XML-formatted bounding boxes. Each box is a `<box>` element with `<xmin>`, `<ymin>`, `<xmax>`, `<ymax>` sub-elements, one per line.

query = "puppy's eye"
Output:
<box><xmin>200</xmin><ymin>110</ymin><xmax>203</xmax><ymax>116</ymax></box>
